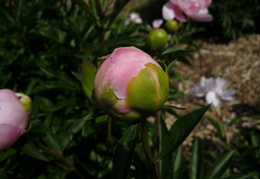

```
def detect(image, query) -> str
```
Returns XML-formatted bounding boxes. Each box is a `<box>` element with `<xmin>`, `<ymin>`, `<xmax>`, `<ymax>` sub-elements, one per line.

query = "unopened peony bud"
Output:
<box><xmin>94</xmin><ymin>47</ymin><xmax>169</xmax><ymax>123</ymax></box>
<box><xmin>164</xmin><ymin>20</ymin><xmax>179</xmax><ymax>33</ymax></box>
<box><xmin>0</xmin><ymin>89</ymin><xmax>29</xmax><ymax>150</ymax></box>
<box><xmin>147</xmin><ymin>28</ymin><xmax>168</xmax><ymax>51</ymax></box>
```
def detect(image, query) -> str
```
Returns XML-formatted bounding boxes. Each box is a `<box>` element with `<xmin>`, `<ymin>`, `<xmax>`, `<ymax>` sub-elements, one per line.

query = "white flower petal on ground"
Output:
<box><xmin>219</xmin><ymin>89</ymin><xmax>236</xmax><ymax>101</ymax></box>
<box><xmin>190</xmin><ymin>76</ymin><xmax>236</xmax><ymax>106</ymax></box>
<box><xmin>189</xmin><ymin>84</ymin><xmax>207</xmax><ymax>97</ymax></box>
<box><xmin>205</xmin><ymin>91</ymin><xmax>220</xmax><ymax>106</ymax></box>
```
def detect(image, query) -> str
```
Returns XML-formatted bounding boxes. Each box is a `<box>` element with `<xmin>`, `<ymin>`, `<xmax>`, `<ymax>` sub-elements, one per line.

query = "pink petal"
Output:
<box><xmin>130</xmin><ymin>12</ymin><xmax>143</xmax><ymax>24</ymax></box>
<box><xmin>162</xmin><ymin>2</ymin><xmax>176</xmax><ymax>20</ymax></box>
<box><xmin>0</xmin><ymin>124</ymin><xmax>25</xmax><ymax>150</ymax></box>
<box><xmin>188</xmin><ymin>8</ymin><xmax>213</xmax><ymax>21</ymax></box>
<box><xmin>152</xmin><ymin>19</ymin><xmax>163</xmax><ymax>28</ymax></box>
<box><xmin>104</xmin><ymin>47</ymin><xmax>160</xmax><ymax>99</ymax></box>
<box><xmin>173</xmin><ymin>6</ymin><xmax>187</xmax><ymax>22</ymax></box>
<box><xmin>162</xmin><ymin>2</ymin><xmax>187</xmax><ymax>22</ymax></box>
<box><xmin>0</xmin><ymin>89</ymin><xmax>20</xmax><ymax>103</ymax></box>
<box><xmin>201</xmin><ymin>0</ymin><xmax>212</xmax><ymax>8</ymax></box>
<box><xmin>0</xmin><ymin>101</ymin><xmax>28</xmax><ymax>129</ymax></box>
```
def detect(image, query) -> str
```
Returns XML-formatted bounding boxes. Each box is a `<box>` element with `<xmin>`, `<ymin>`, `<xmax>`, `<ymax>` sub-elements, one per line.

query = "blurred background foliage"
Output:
<box><xmin>0</xmin><ymin>0</ymin><xmax>259</xmax><ymax>178</ymax></box>
<box><xmin>190</xmin><ymin>0</ymin><xmax>260</xmax><ymax>40</ymax></box>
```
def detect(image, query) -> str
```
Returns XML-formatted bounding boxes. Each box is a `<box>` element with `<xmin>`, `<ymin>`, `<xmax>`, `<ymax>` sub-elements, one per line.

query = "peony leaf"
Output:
<box><xmin>81</xmin><ymin>60</ymin><xmax>97</xmax><ymax>105</ymax></box>
<box><xmin>113</xmin><ymin>124</ymin><xmax>140</xmax><ymax>179</ymax></box>
<box><xmin>206</xmin><ymin>116</ymin><xmax>226</xmax><ymax>138</ymax></box>
<box><xmin>161</xmin><ymin>46</ymin><xmax>186</xmax><ymax>56</ymax></box>
<box><xmin>173</xmin><ymin>147</ymin><xmax>185</xmax><ymax>179</ymax></box>
<box><xmin>160</xmin><ymin>105</ymin><xmax>210</xmax><ymax>160</ymax></box>
<box><xmin>21</xmin><ymin>141</ymin><xmax>49</xmax><ymax>162</ymax></box>
<box><xmin>189</xmin><ymin>139</ymin><xmax>203</xmax><ymax>179</ymax></box>
<box><xmin>204</xmin><ymin>150</ymin><xmax>235</xmax><ymax>179</ymax></box>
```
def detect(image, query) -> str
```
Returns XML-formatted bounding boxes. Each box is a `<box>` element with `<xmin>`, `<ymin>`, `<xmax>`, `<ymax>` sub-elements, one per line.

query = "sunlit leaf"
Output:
<box><xmin>160</xmin><ymin>105</ymin><xmax>210</xmax><ymax>160</ymax></box>
<box><xmin>207</xmin><ymin>116</ymin><xmax>226</xmax><ymax>138</ymax></box>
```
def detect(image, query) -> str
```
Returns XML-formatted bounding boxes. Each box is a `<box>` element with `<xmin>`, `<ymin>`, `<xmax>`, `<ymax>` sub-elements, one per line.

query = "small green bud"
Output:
<box><xmin>147</xmin><ymin>28</ymin><xmax>168</xmax><ymax>51</ymax></box>
<box><xmin>164</xmin><ymin>20</ymin><xmax>179</xmax><ymax>33</ymax></box>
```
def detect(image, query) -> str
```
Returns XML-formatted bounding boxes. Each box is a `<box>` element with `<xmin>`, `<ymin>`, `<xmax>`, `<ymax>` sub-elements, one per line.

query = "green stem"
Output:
<box><xmin>25</xmin><ymin>134</ymin><xmax>84</xmax><ymax>179</ymax></box>
<box><xmin>141</xmin><ymin>119</ymin><xmax>158</xmax><ymax>179</ymax></box>
<box><xmin>156</xmin><ymin>111</ymin><xmax>161</xmax><ymax>179</ymax></box>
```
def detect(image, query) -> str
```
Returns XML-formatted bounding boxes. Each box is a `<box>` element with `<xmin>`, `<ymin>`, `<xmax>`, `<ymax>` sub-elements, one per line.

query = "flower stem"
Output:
<box><xmin>156</xmin><ymin>111</ymin><xmax>161</xmax><ymax>179</ymax></box>
<box><xmin>141</xmin><ymin>119</ymin><xmax>158</xmax><ymax>179</ymax></box>
<box><xmin>25</xmin><ymin>134</ymin><xmax>84</xmax><ymax>179</ymax></box>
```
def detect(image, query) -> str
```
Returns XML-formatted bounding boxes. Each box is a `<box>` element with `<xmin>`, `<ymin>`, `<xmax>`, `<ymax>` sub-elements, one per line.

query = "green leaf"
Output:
<box><xmin>160</xmin><ymin>105</ymin><xmax>210</xmax><ymax>160</ymax></box>
<box><xmin>207</xmin><ymin>116</ymin><xmax>226</xmax><ymax>138</ymax></box>
<box><xmin>189</xmin><ymin>139</ymin><xmax>202</xmax><ymax>179</ymax></box>
<box><xmin>46</xmin><ymin>132</ymin><xmax>63</xmax><ymax>154</ymax></box>
<box><xmin>173</xmin><ymin>147</ymin><xmax>184</xmax><ymax>179</ymax></box>
<box><xmin>108</xmin><ymin>0</ymin><xmax>131</xmax><ymax>26</ymax></box>
<box><xmin>161</xmin><ymin>46</ymin><xmax>186</xmax><ymax>56</ymax></box>
<box><xmin>88</xmin><ymin>0</ymin><xmax>101</xmax><ymax>26</ymax></box>
<box><xmin>81</xmin><ymin>60</ymin><xmax>97</xmax><ymax>105</ymax></box>
<box><xmin>205</xmin><ymin>151</ymin><xmax>235</xmax><ymax>179</ymax></box>
<box><xmin>230</xmin><ymin>174</ymin><xmax>253</xmax><ymax>179</ymax></box>
<box><xmin>161</xmin><ymin>119</ymin><xmax>172</xmax><ymax>179</ymax></box>
<box><xmin>62</xmin><ymin>114</ymin><xmax>92</xmax><ymax>148</ymax></box>
<box><xmin>20</xmin><ymin>141</ymin><xmax>49</xmax><ymax>162</ymax></box>
<box><xmin>163</xmin><ymin>104</ymin><xmax>186</xmax><ymax>111</ymax></box>
<box><xmin>167</xmin><ymin>59</ymin><xmax>177</xmax><ymax>75</ymax></box>
<box><xmin>113</xmin><ymin>124</ymin><xmax>140</xmax><ymax>179</ymax></box>
<box><xmin>71</xmin><ymin>71</ymin><xmax>82</xmax><ymax>81</ymax></box>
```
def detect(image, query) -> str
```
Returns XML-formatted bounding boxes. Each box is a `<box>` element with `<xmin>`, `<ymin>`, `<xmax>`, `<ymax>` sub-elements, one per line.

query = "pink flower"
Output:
<box><xmin>94</xmin><ymin>47</ymin><xmax>169</xmax><ymax>123</ymax></box>
<box><xmin>162</xmin><ymin>0</ymin><xmax>213</xmax><ymax>22</ymax></box>
<box><xmin>0</xmin><ymin>89</ymin><xmax>28</xmax><ymax>150</ymax></box>
<box><xmin>152</xmin><ymin>19</ymin><xmax>164</xmax><ymax>28</ymax></box>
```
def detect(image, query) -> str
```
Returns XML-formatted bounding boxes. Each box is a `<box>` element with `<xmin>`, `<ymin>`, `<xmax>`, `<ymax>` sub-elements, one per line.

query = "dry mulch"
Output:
<box><xmin>165</xmin><ymin>34</ymin><xmax>260</xmax><ymax>150</ymax></box>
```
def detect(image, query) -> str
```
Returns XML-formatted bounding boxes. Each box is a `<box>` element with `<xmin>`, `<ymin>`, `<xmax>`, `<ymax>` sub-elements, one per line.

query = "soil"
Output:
<box><xmin>165</xmin><ymin>34</ymin><xmax>260</xmax><ymax>150</ymax></box>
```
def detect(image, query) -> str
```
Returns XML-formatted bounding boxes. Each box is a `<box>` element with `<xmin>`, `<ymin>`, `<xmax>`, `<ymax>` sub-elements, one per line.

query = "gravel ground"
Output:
<box><xmin>166</xmin><ymin>34</ymin><xmax>260</xmax><ymax>150</ymax></box>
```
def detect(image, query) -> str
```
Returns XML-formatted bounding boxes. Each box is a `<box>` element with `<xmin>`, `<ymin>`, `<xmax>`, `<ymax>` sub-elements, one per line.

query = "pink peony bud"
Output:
<box><xmin>0</xmin><ymin>89</ymin><xmax>28</xmax><ymax>150</ymax></box>
<box><xmin>94</xmin><ymin>47</ymin><xmax>169</xmax><ymax>123</ymax></box>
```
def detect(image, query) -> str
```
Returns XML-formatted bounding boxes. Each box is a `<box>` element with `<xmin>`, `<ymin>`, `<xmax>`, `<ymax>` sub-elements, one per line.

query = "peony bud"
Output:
<box><xmin>94</xmin><ymin>47</ymin><xmax>169</xmax><ymax>123</ymax></box>
<box><xmin>0</xmin><ymin>89</ymin><xmax>29</xmax><ymax>150</ymax></box>
<box><xmin>164</xmin><ymin>20</ymin><xmax>179</xmax><ymax>33</ymax></box>
<box><xmin>147</xmin><ymin>28</ymin><xmax>168</xmax><ymax>51</ymax></box>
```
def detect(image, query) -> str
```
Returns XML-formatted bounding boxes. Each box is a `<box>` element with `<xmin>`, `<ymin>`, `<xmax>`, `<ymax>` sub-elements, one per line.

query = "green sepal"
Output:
<box><xmin>126</xmin><ymin>63</ymin><xmax>169</xmax><ymax>116</ymax></box>
<box><xmin>155</xmin><ymin>59</ymin><xmax>168</xmax><ymax>73</ymax></box>
<box><xmin>81</xmin><ymin>60</ymin><xmax>97</xmax><ymax>105</ymax></box>
<box><xmin>16</xmin><ymin>93</ymin><xmax>32</xmax><ymax>115</ymax></box>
